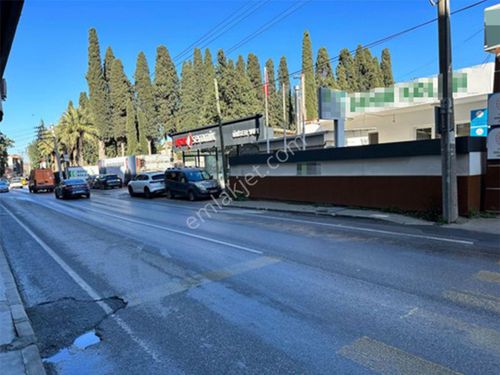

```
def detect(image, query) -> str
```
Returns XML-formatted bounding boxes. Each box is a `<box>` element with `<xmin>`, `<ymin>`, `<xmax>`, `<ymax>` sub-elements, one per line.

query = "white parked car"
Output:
<box><xmin>127</xmin><ymin>172</ymin><xmax>165</xmax><ymax>199</ymax></box>
<box><xmin>9</xmin><ymin>177</ymin><xmax>23</xmax><ymax>189</ymax></box>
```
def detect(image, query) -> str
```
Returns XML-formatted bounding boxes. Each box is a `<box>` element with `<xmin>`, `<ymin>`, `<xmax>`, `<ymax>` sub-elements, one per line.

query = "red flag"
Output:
<box><xmin>263</xmin><ymin>68</ymin><xmax>269</xmax><ymax>97</ymax></box>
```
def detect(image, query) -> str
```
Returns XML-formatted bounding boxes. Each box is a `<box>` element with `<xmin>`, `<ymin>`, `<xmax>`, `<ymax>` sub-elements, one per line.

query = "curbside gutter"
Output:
<box><xmin>0</xmin><ymin>244</ymin><xmax>46</xmax><ymax>375</ymax></box>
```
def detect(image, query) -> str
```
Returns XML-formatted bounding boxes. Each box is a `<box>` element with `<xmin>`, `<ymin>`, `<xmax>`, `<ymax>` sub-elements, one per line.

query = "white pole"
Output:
<box><xmin>264</xmin><ymin>66</ymin><xmax>270</xmax><ymax>154</ymax></box>
<box><xmin>301</xmin><ymin>73</ymin><xmax>306</xmax><ymax>151</ymax></box>
<box><xmin>282</xmin><ymin>83</ymin><xmax>287</xmax><ymax>150</ymax></box>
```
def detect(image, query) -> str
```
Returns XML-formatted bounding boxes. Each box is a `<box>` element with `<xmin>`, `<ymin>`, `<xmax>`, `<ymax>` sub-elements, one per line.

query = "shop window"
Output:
<box><xmin>297</xmin><ymin>162</ymin><xmax>321</xmax><ymax>176</ymax></box>
<box><xmin>416</xmin><ymin>128</ymin><xmax>432</xmax><ymax>140</ymax></box>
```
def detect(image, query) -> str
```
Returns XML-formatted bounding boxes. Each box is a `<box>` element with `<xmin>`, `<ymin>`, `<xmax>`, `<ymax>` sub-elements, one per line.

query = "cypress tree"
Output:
<box><xmin>265</xmin><ymin>58</ymin><xmax>281</xmax><ymax>128</ymax></box>
<box><xmin>380</xmin><ymin>48</ymin><xmax>394</xmax><ymax>87</ymax></box>
<box><xmin>215</xmin><ymin>49</ymin><xmax>232</xmax><ymax>118</ymax></box>
<box><xmin>85</xmin><ymin>28</ymin><xmax>112</xmax><ymax>159</ymax></box>
<box><xmin>153</xmin><ymin>45</ymin><xmax>180</xmax><ymax>136</ymax></box>
<box><xmin>134</xmin><ymin>52</ymin><xmax>157</xmax><ymax>153</ymax></box>
<box><xmin>35</xmin><ymin>119</ymin><xmax>47</xmax><ymax>141</ymax></box>
<box><xmin>178</xmin><ymin>61</ymin><xmax>198</xmax><ymax>130</ymax></box>
<box><xmin>354</xmin><ymin>45</ymin><xmax>369</xmax><ymax>91</ymax></box>
<box><xmin>315</xmin><ymin>47</ymin><xmax>337</xmax><ymax>89</ymax></box>
<box><xmin>126</xmin><ymin>99</ymin><xmax>138</xmax><ymax>154</ymax></box>
<box><xmin>368</xmin><ymin>57</ymin><xmax>384</xmax><ymax>89</ymax></box>
<box><xmin>103</xmin><ymin>46</ymin><xmax>115</xmax><ymax>83</ymax></box>
<box><xmin>109</xmin><ymin>59</ymin><xmax>132</xmax><ymax>154</ymax></box>
<box><xmin>136</xmin><ymin>108</ymin><xmax>149</xmax><ymax>155</ymax></box>
<box><xmin>192</xmin><ymin>48</ymin><xmax>205</xmax><ymax>123</ymax></box>
<box><xmin>301</xmin><ymin>30</ymin><xmax>317</xmax><ymax>121</ymax></box>
<box><xmin>247</xmin><ymin>53</ymin><xmax>263</xmax><ymax>114</ymax></box>
<box><xmin>234</xmin><ymin>55</ymin><xmax>260</xmax><ymax>117</ymax></box>
<box><xmin>278</xmin><ymin>56</ymin><xmax>294</xmax><ymax>130</ymax></box>
<box><xmin>336</xmin><ymin>48</ymin><xmax>355</xmax><ymax>92</ymax></box>
<box><xmin>201</xmin><ymin>48</ymin><xmax>218</xmax><ymax>125</ymax></box>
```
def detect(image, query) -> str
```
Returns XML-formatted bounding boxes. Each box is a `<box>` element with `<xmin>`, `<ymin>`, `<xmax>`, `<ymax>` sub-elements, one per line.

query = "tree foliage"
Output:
<box><xmin>154</xmin><ymin>45</ymin><xmax>179</xmax><ymax>135</ymax></box>
<box><xmin>301</xmin><ymin>31</ymin><xmax>317</xmax><ymax>121</ymax></box>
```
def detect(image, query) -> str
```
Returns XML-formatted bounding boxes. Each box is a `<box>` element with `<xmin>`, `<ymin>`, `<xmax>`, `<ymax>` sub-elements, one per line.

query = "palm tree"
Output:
<box><xmin>56</xmin><ymin>101</ymin><xmax>97</xmax><ymax>165</ymax></box>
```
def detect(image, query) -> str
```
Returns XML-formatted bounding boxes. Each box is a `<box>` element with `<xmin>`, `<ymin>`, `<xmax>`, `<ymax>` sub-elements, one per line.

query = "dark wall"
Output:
<box><xmin>229</xmin><ymin>175</ymin><xmax>482</xmax><ymax>216</ymax></box>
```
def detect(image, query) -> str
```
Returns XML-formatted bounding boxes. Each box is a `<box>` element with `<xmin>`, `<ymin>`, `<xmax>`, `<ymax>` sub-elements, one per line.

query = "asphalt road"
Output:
<box><xmin>0</xmin><ymin>187</ymin><xmax>499</xmax><ymax>375</ymax></box>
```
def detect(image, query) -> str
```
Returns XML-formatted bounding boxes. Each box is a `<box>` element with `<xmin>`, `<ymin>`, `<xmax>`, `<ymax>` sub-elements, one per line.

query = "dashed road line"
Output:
<box><xmin>338</xmin><ymin>336</ymin><xmax>463</xmax><ymax>375</ymax></box>
<box><xmin>443</xmin><ymin>289</ymin><xmax>500</xmax><ymax>315</ymax></box>
<box><xmin>476</xmin><ymin>270</ymin><xmax>500</xmax><ymax>284</ymax></box>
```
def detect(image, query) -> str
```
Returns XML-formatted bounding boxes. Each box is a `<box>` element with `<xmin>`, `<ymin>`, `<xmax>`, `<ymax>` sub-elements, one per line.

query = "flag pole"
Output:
<box><xmin>264</xmin><ymin>66</ymin><xmax>270</xmax><ymax>154</ymax></box>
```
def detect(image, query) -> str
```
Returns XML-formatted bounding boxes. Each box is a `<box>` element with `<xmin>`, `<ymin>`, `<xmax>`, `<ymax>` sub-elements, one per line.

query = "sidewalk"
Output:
<box><xmin>229</xmin><ymin>199</ymin><xmax>500</xmax><ymax>234</ymax></box>
<box><xmin>0</xmin><ymin>245</ymin><xmax>45</xmax><ymax>375</ymax></box>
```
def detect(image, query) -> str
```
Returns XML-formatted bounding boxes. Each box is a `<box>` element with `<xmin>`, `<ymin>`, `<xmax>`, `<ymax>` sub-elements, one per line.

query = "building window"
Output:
<box><xmin>297</xmin><ymin>162</ymin><xmax>321</xmax><ymax>176</ymax></box>
<box><xmin>416</xmin><ymin>128</ymin><xmax>432</xmax><ymax>140</ymax></box>
<box><xmin>456</xmin><ymin>123</ymin><xmax>470</xmax><ymax>137</ymax></box>
<box><xmin>368</xmin><ymin>132</ymin><xmax>379</xmax><ymax>145</ymax></box>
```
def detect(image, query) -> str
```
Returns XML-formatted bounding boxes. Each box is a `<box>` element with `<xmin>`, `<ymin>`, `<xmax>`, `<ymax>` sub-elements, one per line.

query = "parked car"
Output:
<box><xmin>0</xmin><ymin>181</ymin><xmax>9</xmax><ymax>193</ymax></box>
<box><xmin>164</xmin><ymin>167</ymin><xmax>221</xmax><ymax>201</ymax></box>
<box><xmin>54</xmin><ymin>178</ymin><xmax>90</xmax><ymax>199</ymax></box>
<box><xmin>93</xmin><ymin>174</ymin><xmax>122</xmax><ymax>189</ymax></box>
<box><xmin>127</xmin><ymin>172</ymin><xmax>165</xmax><ymax>198</ymax></box>
<box><xmin>9</xmin><ymin>177</ymin><xmax>23</xmax><ymax>189</ymax></box>
<box><xmin>29</xmin><ymin>168</ymin><xmax>56</xmax><ymax>193</ymax></box>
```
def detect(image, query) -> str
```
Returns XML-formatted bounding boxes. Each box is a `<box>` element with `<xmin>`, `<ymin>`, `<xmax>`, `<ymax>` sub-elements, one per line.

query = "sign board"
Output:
<box><xmin>487</xmin><ymin>127</ymin><xmax>500</xmax><ymax>160</ymax></box>
<box><xmin>488</xmin><ymin>93</ymin><xmax>500</xmax><ymax>126</ymax></box>
<box><xmin>484</xmin><ymin>4</ymin><xmax>500</xmax><ymax>53</ymax></box>
<box><xmin>318</xmin><ymin>87</ymin><xmax>346</xmax><ymax>119</ymax></box>
<box><xmin>470</xmin><ymin>108</ymin><xmax>488</xmax><ymax>137</ymax></box>
<box><xmin>172</xmin><ymin>115</ymin><xmax>262</xmax><ymax>152</ymax></box>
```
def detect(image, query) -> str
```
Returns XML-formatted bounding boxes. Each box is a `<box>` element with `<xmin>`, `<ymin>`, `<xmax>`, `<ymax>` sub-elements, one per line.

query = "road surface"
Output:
<box><xmin>0</xmin><ymin>188</ymin><xmax>499</xmax><ymax>374</ymax></box>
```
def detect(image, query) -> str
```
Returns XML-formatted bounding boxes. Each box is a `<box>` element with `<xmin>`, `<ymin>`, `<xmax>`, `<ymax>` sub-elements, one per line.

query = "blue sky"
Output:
<box><xmin>2</xmin><ymin>0</ymin><xmax>495</xmax><ymax>155</ymax></box>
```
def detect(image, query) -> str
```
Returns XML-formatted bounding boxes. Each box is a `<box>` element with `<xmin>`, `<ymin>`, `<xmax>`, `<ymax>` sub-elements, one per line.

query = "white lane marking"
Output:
<box><xmin>56</xmin><ymin>202</ymin><xmax>263</xmax><ymax>255</ymax></box>
<box><xmin>7</xmin><ymin>193</ymin><xmax>263</xmax><ymax>255</ymax></box>
<box><xmin>0</xmin><ymin>202</ymin><xmax>163</xmax><ymax>364</ymax></box>
<box><xmin>224</xmin><ymin>211</ymin><xmax>475</xmax><ymax>246</ymax></box>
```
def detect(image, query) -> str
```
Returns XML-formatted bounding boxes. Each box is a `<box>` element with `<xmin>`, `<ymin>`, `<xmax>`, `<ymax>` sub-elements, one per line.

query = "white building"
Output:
<box><xmin>314</xmin><ymin>63</ymin><xmax>494</xmax><ymax>146</ymax></box>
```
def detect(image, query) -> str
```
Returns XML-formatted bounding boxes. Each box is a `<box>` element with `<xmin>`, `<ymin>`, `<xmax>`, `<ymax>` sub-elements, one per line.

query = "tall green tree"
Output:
<box><xmin>178</xmin><ymin>61</ymin><xmax>198</xmax><ymax>130</ymax></box>
<box><xmin>153</xmin><ymin>45</ymin><xmax>179</xmax><ymax>135</ymax></box>
<box><xmin>336</xmin><ymin>48</ymin><xmax>356</xmax><ymax>91</ymax></box>
<box><xmin>109</xmin><ymin>59</ymin><xmax>132</xmax><ymax>155</ymax></box>
<box><xmin>368</xmin><ymin>57</ymin><xmax>384</xmax><ymax>89</ymax></box>
<box><xmin>125</xmin><ymin>99</ymin><xmax>138</xmax><ymax>154</ymax></box>
<box><xmin>86</xmin><ymin>28</ymin><xmax>112</xmax><ymax>159</ymax></box>
<box><xmin>380</xmin><ymin>48</ymin><xmax>394</xmax><ymax>87</ymax></box>
<box><xmin>278</xmin><ymin>56</ymin><xmax>294</xmax><ymax>130</ymax></box>
<box><xmin>301</xmin><ymin>30</ymin><xmax>317</xmax><ymax>121</ymax></box>
<box><xmin>192</xmin><ymin>48</ymin><xmax>206</xmax><ymax>124</ymax></box>
<box><xmin>264</xmin><ymin>58</ymin><xmax>281</xmax><ymax>128</ymax></box>
<box><xmin>315</xmin><ymin>47</ymin><xmax>337</xmax><ymax>89</ymax></box>
<box><xmin>136</xmin><ymin>108</ymin><xmax>149</xmax><ymax>154</ymax></box>
<box><xmin>27</xmin><ymin>140</ymin><xmax>42</xmax><ymax>169</ymax></box>
<box><xmin>134</xmin><ymin>52</ymin><xmax>157</xmax><ymax>153</ymax></box>
<box><xmin>247</xmin><ymin>53</ymin><xmax>264</xmax><ymax>114</ymax></box>
<box><xmin>234</xmin><ymin>55</ymin><xmax>260</xmax><ymax>117</ymax></box>
<box><xmin>215</xmin><ymin>49</ymin><xmax>237</xmax><ymax>119</ymax></box>
<box><xmin>103</xmin><ymin>46</ymin><xmax>115</xmax><ymax>83</ymax></box>
<box><xmin>354</xmin><ymin>45</ymin><xmax>370</xmax><ymax>91</ymax></box>
<box><xmin>201</xmin><ymin>48</ymin><xmax>218</xmax><ymax>125</ymax></box>
<box><xmin>0</xmin><ymin>133</ymin><xmax>13</xmax><ymax>176</ymax></box>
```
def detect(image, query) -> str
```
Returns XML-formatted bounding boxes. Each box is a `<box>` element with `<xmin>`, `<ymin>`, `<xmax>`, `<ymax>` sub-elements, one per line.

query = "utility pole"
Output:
<box><xmin>50</xmin><ymin>126</ymin><xmax>64</xmax><ymax>182</ymax></box>
<box><xmin>264</xmin><ymin>66</ymin><xmax>270</xmax><ymax>154</ymax></box>
<box><xmin>437</xmin><ymin>0</ymin><xmax>458</xmax><ymax>223</ymax></box>
<box><xmin>300</xmin><ymin>73</ymin><xmax>306</xmax><ymax>151</ymax></box>
<box><xmin>214</xmin><ymin>78</ymin><xmax>227</xmax><ymax>189</ymax></box>
<box><xmin>282</xmin><ymin>83</ymin><xmax>287</xmax><ymax>150</ymax></box>
<box><xmin>295</xmin><ymin>85</ymin><xmax>300</xmax><ymax>139</ymax></box>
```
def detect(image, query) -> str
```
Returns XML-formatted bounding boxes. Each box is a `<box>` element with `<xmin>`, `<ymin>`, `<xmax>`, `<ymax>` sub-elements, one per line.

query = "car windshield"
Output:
<box><xmin>152</xmin><ymin>174</ymin><xmax>164</xmax><ymax>181</ymax></box>
<box><xmin>185</xmin><ymin>170</ymin><xmax>210</xmax><ymax>182</ymax></box>
<box><xmin>11</xmin><ymin>178</ymin><xmax>21</xmax><ymax>182</ymax></box>
<box><xmin>0</xmin><ymin>182</ymin><xmax>7</xmax><ymax>186</ymax></box>
<box><xmin>106</xmin><ymin>175</ymin><xmax>119</xmax><ymax>180</ymax></box>
<box><xmin>64</xmin><ymin>179</ymin><xmax>86</xmax><ymax>185</ymax></box>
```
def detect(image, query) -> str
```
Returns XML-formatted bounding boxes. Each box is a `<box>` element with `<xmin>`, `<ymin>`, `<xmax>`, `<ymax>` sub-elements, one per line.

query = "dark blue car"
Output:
<box><xmin>54</xmin><ymin>178</ymin><xmax>90</xmax><ymax>199</ymax></box>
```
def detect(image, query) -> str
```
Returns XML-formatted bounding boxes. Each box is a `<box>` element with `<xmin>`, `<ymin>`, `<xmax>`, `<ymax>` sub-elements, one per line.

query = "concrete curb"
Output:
<box><xmin>229</xmin><ymin>202</ymin><xmax>432</xmax><ymax>226</ymax></box>
<box><xmin>0</xmin><ymin>244</ymin><xmax>46</xmax><ymax>375</ymax></box>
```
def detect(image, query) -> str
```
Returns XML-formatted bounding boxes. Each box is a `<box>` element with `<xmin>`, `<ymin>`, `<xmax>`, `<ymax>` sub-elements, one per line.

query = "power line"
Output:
<box><xmin>173</xmin><ymin>1</ymin><xmax>254</xmax><ymax>61</ymax></box>
<box><xmin>175</xmin><ymin>0</ymin><xmax>271</xmax><ymax>66</ymax></box>
<box><xmin>226</xmin><ymin>0</ymin><xmax>311</xmax><ymax>55</ymax></box>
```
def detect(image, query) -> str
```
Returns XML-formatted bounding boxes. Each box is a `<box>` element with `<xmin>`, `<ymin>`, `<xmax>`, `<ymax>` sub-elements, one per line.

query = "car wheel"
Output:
<box><xmin>85</xmin><ymin>193</ymin><xmax>90</xmax><ymax>199</ymax></box>
<box><xmin>165</xmin><ymin>189</ymin><xmax>172</xmax><ymax>199</ymax></box>
<box><xmin>188</xmin><ymin>190</ymin><xmax>196</xmax><ymax>202</ymax></box>
<box><xmin>55</xmin><ymin>191</ymin><xmax>60</xmax><ymax>199</ymax></box>
<box><xmin>128</xmin><ymin>186</ymin><xmax>135</xmax><ymax>197</ymax></box>
<box><xmin>144</xmin><ymin>187</ymin><xmax>152</xmax><ymax>199</ymax></box>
